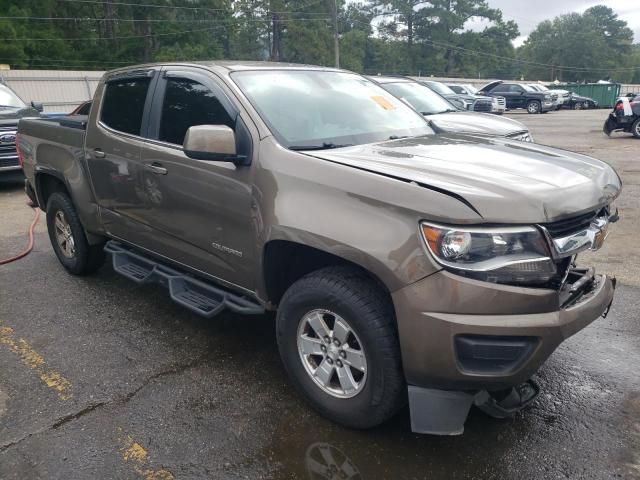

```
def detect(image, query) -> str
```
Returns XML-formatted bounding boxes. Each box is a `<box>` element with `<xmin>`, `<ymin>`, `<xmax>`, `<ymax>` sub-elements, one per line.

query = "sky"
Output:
<box><xmin>469</xmin><ymin>0</ymin><xmax>640</xmax><ymax>46</ymax></box>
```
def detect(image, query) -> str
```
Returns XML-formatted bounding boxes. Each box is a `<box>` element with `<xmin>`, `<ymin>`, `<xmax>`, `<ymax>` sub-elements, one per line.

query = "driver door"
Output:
<box><xmin>135</xmin><ymin>67</ymin><xmax>258</xmax><ymax>292</ymax></box>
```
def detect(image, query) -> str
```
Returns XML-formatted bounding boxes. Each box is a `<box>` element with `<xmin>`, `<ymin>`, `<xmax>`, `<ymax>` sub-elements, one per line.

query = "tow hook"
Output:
<box><xmin>474</xmin><ymin>379</ymin><xmax>540</xmax><ymax>419</ymax></box>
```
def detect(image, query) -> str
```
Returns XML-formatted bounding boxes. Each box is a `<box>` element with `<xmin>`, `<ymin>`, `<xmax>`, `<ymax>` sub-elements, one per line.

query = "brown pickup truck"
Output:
<box><xmin>18</xmin><ymin>62</ymin><xmax>621</xmax><ymax>435</ymax></box>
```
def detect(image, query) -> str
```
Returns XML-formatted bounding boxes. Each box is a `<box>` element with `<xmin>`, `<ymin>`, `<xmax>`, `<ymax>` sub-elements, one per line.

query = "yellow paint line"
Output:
<box><xmin>119</xmin><ymin>430</ymin><xmax>175</xmax><ymax>480</ymax></box>
<box><xmin>0</xmin><ymin>326</ymin><xmax>72</xmax><ymax>400</ymax></box>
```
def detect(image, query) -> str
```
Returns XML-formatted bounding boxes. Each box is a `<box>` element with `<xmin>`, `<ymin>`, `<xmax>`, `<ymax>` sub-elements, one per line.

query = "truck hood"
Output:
<box><xmin>305</xmin><ymin>134</ymin><xmax>621</xmax><ymax>223</ymax></box>
<box><xmin>428</xmin><ymin>111</ymin><xmax>527</xmax><ymax>136</ymax></box>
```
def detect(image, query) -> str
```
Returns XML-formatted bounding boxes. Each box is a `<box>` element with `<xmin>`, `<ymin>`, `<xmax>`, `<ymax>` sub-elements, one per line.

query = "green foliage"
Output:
<box><xmin>0</xmin><ymin>0</ymin><xmax>635</xmax><ymax>83</ymax></box>
<box><xmin>517</xmin><ymin>6</ymin><xmax>635</xmax><ymax>82</ymax></box>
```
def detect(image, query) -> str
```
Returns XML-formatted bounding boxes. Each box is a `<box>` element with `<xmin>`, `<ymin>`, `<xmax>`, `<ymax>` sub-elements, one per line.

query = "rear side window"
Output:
<box><xmin>100</xmin><ymin>78</ymin><xmax>151</xmax><ymax>135</ymax></box>
<box><xmin>159</xmin><ymin>78</ymin><xmax>234</xmax><ymax>146</ymax></box>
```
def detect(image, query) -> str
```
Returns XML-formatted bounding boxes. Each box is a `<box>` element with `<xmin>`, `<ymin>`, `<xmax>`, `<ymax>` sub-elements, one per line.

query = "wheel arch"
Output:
<box><xmin>261</xmin><ymin>239</ymin><xmax>393</xmax><ymax>308</ymax></box>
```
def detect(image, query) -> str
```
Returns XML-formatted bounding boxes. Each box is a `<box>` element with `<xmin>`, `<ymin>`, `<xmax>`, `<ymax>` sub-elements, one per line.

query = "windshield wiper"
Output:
<box><xmin>388</xmin><ymin>135</ymin><xmax>410</xmax><ymax>140</ymax></box>
<box><xmin>289</xmin><ymin>142</ymin><xmax>353</xmax><ymax>151</ymax></box>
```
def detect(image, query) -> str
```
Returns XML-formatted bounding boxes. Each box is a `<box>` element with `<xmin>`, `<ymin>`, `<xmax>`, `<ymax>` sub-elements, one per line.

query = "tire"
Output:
<box><xmin>632</xmin><ymin>118</ymin><xmax>640</xmax><ymax>138</ymax></box>
<box><xmin>527</xmin><ymin>100</ymin><xmax>541</xmax><ymax>114</ymax></box>
<box><xmin>46</xmin><ymin>192</ymin><xmax>105</xmax><ymax>275</ymax></box>
<box><xmin>276</xmin><ymin>266</ymin><xmax>405</xmax><ymax>429</ymax></box>
<box><xmin>573</xmin><ymin>102</ymin><xmax>583</xmax><ymax>110</ymax></box>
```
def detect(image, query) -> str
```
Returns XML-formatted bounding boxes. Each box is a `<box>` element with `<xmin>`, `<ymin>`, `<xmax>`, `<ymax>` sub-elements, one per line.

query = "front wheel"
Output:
<box><xmin>527</xmin><ymin>100</ymin><xmax>541</xmax><ymax>114</ymax></box>
<box><xmin>46</xmin><ymin>192</ymin><xmax>105</xmax><ymax>275</ymax></box>
<box><xmin>632</xmin><ymin>118</ymin><xmax>640</xmax><ymax>138</ymax></box>
<box><xmin>573</xmin><ymin>102</ymin><xmax>583</xmax><ymax>110</ymax></box>
<box><xmin>276</xmin><ymin>266</ymin><xmax>405</xmax><ymax>429</ymax></box>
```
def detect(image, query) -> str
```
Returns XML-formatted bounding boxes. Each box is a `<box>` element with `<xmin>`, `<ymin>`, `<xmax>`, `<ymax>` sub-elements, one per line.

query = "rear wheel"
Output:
<box><xmin>276</xmin><ymin>266</ymin><xmax>405</xmax><ymax>429</ymax></box>
<box><xmin>46</xmin><ymin>192</ymin><xmax>105</xmax><ymax>275</ymax></box>
<box><xmin>527</xmin><ymin>100</ymin><xmax>541</xmax><ymax>114</ymax></box>
<box><xmin>632</xmin><ymin>118</ymin><xmax>640</xmax><ymax>138</ymax></box>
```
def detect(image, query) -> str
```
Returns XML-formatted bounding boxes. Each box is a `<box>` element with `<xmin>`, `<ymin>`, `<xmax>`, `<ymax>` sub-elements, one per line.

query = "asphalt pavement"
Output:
<box><xmin>0</xmin><ymin>109</ymin><xmax>638</xmax><ymax>479</ymax></box>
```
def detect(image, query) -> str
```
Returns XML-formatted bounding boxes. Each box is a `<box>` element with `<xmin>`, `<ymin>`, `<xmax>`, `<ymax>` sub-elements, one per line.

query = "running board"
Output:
<box><xmin>104</xmin><ymin>241</ymin><xmax>264</xmax><ymax>317</ymax></box>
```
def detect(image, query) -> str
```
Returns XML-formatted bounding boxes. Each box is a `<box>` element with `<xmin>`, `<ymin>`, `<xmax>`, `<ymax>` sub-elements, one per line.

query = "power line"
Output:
<box><xmin>0</xmin><ymin>16</ymin><xmax>330</xmax><ymax>23</ymax></box>
<box><xmin>0</xmin><ymin>17</ymin><xmax>332</xmax><ymax>41</ymax></box>
<box><xmin>58</xmin><ymin>0</ymin><xmax>330</xmax><ymax>15</ymax></box>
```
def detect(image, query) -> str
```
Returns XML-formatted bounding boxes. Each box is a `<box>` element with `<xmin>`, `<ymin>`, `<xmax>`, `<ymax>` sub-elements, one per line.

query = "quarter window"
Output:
<box><xmin>100</xmin><ymin>78</ymin><xmax>151</xmax><ymax>135</ymax></box>
<box><xmin>159</xmin><ymin>78</ymin><xmax>234</xmax><ymax>146</ymax></box>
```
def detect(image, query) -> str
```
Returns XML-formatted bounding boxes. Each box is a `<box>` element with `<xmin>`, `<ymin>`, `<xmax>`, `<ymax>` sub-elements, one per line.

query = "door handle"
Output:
<box><xmin>145</xmin><ymin>162</ymin><xmax>168</xmax><ymax>175</ymax></box>
<box><xmin>93</xmin><ymin>148</ymin><xmax>105</xmax><ymax>159</ymax></box>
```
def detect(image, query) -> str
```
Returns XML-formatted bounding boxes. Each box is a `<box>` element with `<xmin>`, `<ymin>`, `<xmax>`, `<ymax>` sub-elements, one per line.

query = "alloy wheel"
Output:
<box><xmin>297</xmin><ymin>309</ymin><xmax>367</xmax><ymax>398</ymax></box>
<box><xmin>54</xmin><ymin>210</ymin><xmax>76</xmax><ymax>258</ymax></box>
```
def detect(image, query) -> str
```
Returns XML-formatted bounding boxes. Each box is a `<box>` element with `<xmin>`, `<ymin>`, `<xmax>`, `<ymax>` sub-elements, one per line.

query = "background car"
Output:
<box><xmin>527</xmin><ymin>83</ymin><xmax>570</xmax><ymax>110</ymax></box>
<box><xmin>416</xmin><ymin>80</ymin><xmax>493</xmax><ymax>113</ymax></box>
<box><xmin>565</xmin><ymin>93</ymin><xmax>598</xmax><ymax>110</ymax></box>
<box><xmin>369</xmin><ymin>76</ymin><xmax>533</xmax><ymax>141</ymax></box>
<box><xmin>603</xmin><ymin>95</ymin><xmax>639</xmax><ymax>137</ymax></box>
<box><xmin>446</xmin><ymin>83</ymin><xmax>506</xmax><ymax>115</ymax></box>
<box><xmin>478</xmin><ymin>80</ymin><xmax>555</xmax><ymax>114</ymax></box>
<box><xmin>0</xmin><ymin>83</ymin><xmax>42</xmax><ymax>174</ymax></box>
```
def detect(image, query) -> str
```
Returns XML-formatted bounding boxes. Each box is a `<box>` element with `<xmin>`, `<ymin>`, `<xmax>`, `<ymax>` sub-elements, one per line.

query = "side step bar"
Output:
<box><xmin>104</xmin><ymin>241</ymin><xmax>264</xmax><ymax>317</ymax></box>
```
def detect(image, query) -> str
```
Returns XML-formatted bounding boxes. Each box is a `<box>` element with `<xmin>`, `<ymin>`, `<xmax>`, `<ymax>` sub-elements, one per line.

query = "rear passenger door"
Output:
<box><xmin>136</xmin><ymin>67</ymin><xmax>257</xmax><ymax>292</ymax></box>
<box><xmin>84</xmin><ymin>68</ymin><xmax>159</xmax><ymax>243</ymax></box>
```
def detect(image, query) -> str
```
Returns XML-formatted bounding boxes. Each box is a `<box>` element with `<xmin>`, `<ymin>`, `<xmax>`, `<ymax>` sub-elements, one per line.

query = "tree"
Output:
<box><xmin>517</xmin><ymin>6</ymin><xmax>634</xmax><ymax>82</ymax></box>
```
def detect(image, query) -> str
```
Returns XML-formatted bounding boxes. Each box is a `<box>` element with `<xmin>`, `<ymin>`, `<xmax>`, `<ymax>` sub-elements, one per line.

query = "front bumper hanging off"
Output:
<box><xmin>399</xmin><ymin>268</ymin><xmax>616</xmax><ymax>435</ymax></box>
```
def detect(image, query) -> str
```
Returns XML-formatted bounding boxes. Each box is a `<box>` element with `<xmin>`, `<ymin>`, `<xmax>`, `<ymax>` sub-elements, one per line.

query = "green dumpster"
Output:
<box><xmin>554</xmin><ymin>83</ymin><xmax>621</xmax><ymax>108</ymax></box>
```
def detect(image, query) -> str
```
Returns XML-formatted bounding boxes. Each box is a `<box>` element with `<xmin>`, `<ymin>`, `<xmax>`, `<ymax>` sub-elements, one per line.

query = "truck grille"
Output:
<box><xmin>541</xmin><ymin>210</ymin><xmax>598</xmax><ymax>237</ymax></box>
<box><xmin>495</xmin><ymin>97</ymin><xmax>506</xmax><ymax>106</ymax></box>
<box><xmin>0</xmin><ymin>157</ymin><xmax>19</xmax><ymax>168</ymax></box>
<box><xmin>473</xmin><ymin>100</ymin><xmax>492</xmax><ymax>112</ymax></box>
<box><xmin>0</xmin><ymin>126</ymin><xmax>18</xmax><ymax>161</ymax></box>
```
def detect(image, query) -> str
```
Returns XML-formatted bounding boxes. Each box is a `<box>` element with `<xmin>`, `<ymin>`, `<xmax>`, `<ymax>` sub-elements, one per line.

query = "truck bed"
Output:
<box><xmin>18</xmin><ymin>116</ymin><xmax>88</xmax><ymax>183</ymax></box>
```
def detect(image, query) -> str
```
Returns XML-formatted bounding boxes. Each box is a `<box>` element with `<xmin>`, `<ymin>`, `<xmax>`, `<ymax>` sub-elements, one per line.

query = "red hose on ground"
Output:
<box><xmin>0</xmin><ymin>204</ymin><xmax>41</xmax><ymax>265</ymax></box>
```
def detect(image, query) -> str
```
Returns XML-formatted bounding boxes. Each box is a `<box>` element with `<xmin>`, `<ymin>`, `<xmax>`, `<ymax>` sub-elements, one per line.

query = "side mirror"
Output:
<box><xmin>31</xmin><ymin>101</ymin><xmax>43</xmax><ymax>112</ymax></box>
<box><xmin>183</xmin><ymin>125</ymin><xmax>246</xmax><ymax>163</ymax></box>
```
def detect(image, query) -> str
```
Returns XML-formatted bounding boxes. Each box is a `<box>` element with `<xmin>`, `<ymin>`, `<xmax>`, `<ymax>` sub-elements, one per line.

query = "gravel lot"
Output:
<box><xmin>0</xmin><ymin>109</ymin><xmax>638</xmax><ymax>479</ymax></box>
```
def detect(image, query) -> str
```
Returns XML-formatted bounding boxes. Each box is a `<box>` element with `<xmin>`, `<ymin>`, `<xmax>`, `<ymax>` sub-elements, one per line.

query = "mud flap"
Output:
<box><xmin>408</xmin><ymin>386</ymin><xmax>475</xmax><ymax>435</ymax></box>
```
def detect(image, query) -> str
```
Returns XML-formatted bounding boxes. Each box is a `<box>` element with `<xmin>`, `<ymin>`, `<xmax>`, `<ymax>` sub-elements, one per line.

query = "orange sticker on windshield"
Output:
<box><xmin>371</xmin><ymin>95</ymin><xmax>396</xmax><ymax>110</ymax></box>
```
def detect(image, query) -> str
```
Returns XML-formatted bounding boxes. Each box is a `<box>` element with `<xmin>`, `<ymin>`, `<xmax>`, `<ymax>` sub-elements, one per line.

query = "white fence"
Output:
<box><xmin>0</xmin><ymin>70</ymin><xmax>105</xmax><ymax>114</ymax></box>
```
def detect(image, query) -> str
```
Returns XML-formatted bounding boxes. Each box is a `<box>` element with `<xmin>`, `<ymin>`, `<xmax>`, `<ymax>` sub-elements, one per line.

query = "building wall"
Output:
<box><xmin>0</xmin><ymin>70</ymin><xmax>105</xmax><ymax>114</ymax></box>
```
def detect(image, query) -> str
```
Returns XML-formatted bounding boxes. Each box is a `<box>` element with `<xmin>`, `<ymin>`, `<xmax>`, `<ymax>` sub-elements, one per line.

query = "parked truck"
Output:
<box><xmin>18</xmin><ymin>62</ymin><xmax>620</xmax><ymax>435</ymax></box>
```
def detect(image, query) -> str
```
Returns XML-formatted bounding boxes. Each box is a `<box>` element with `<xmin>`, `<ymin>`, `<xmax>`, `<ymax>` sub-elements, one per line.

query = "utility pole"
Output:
<box><xmin>331</xmin><ymin>0</ymin><xmax>339</xmax><ymax>68</ymax></box>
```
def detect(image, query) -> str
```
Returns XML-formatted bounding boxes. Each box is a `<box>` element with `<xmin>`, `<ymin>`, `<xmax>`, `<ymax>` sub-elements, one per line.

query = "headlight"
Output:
<box><xmin>421</xmin><ymin>223</ymin><xmax>556</xmax><ymax>285</ymax></box>
<box><xmin>508</xmin><ymin>132</ymin><xmax>534</xmax><ymax>142</ymax></box>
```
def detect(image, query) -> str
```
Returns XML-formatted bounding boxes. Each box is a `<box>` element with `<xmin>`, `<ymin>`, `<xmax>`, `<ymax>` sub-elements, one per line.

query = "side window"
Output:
<box><xmin>100</xmin><ymin>78</ymin><xmax>150</xmax><ymax>135</ymax></box>
<box><xmin>509</xmin><ymin>85</ymin><xmax>524</xmax><ymax>93</ymax></box>
<box><xmin>492</xmin><ymin>84</ymin><xmax>509</xmax><ymax>93</ymax></box>
<box><xmin>159</xmin><ymin>78</ymin><xmax>234</xmax><ymax>146</ymax></box>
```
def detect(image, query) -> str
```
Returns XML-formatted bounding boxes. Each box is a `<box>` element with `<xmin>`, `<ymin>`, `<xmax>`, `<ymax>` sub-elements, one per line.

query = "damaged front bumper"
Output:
<box><xmin>393</xmin><ymin>267</ymin><xmax>616</xmax><ymax>435</ymax></box>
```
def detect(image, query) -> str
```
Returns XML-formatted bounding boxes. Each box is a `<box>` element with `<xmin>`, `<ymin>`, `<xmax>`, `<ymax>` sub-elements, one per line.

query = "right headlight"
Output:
<box><xmin>420</xmin><ymin>223</ymin><xmax>556</xmax><ymax>285</ymax></box>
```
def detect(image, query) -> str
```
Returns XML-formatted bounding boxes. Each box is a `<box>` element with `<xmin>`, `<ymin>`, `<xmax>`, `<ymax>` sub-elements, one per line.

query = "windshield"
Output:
<box><xmin>424</xmin><ymin>81</ymin><xmax>456</xmax><ymax>96</ymax></box>
<box><xmin>0</xmin><ymin>84</ymin><xmax>25</xmax><ymax>108</ymax></box>
<box><xmin>381</xmin><ymin>82</ymin><xmax>457</xmax><ymax>115</ymax></box>
<box><xmin>463</xmin><ymin>84</ymin><xmax>478</xmax><ymax>94</ymax></box>
<box><xmin>232</xmin><ymin>71</ymin><xmax>432</xmax><ymax>149</ymax></box>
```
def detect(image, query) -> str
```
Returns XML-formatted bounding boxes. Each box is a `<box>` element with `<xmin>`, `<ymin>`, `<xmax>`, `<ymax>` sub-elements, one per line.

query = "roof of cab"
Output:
<box><xmin>105</xmin><ymin>60</ymin><xmax>346</xmax><ymax>76</ymax></box>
